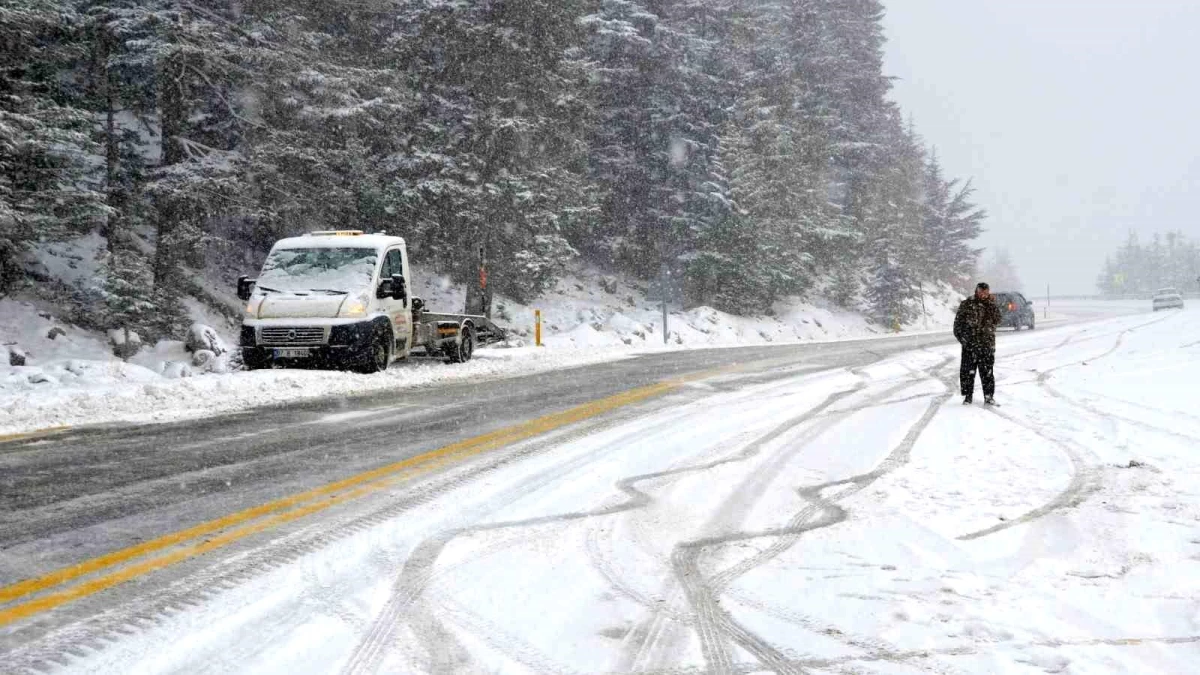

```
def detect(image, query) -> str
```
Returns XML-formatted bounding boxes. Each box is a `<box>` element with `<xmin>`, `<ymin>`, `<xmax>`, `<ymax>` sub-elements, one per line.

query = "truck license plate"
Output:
<box><xmin>273</xmin><ymin>348</ymin><xmax>311</xmax><ymax>359</ymax></box>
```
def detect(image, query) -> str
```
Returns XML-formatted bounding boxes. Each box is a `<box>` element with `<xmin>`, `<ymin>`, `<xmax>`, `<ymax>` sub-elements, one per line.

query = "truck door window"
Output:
<box><xmin>383</xmin><ymin>250</ymin><xmax>403</xmax><ymax>279</ymax></box>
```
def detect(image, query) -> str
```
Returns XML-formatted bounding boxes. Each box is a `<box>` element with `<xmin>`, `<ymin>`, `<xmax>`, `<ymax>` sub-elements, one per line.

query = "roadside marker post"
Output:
<box><xmin>535</xmin><ymin>310</ymin><xmax>543</xmax><ymax>347</ymax></box>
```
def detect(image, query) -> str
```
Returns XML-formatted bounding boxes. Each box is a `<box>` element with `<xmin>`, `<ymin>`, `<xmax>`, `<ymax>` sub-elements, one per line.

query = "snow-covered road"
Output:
<box><xmin>4</xmin><ymin>308</ymin><xmax>1199</xmax><ymax>674</ymax></box>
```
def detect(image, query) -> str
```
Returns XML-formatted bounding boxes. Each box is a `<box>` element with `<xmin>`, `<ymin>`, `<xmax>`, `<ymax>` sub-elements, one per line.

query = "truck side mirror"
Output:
<box><xmin>392</xmin><ymin>274</ymin><xmax>407</xmax><ymax>302</ymax></box>
<box><xmin>237</xmin><ymin>276</ymin><xmax>255</xmax><ymax>301</ymax></box>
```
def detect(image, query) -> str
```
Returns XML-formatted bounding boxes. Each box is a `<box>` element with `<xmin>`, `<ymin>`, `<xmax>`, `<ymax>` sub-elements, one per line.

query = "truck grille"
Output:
<box><xmin>259</xmin><ymin>327</ymin><xmax>328</xmax><ymax>346</ymax></box>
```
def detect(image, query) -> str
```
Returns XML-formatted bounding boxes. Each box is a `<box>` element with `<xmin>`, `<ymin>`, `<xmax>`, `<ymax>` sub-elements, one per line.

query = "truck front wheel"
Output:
<box><xmin>242</xmin><ymin>349</ymin><xmax>270</xmax><ymax>371</ymax></box>
<box><xmin>358</xmin><ymin>327</ymin><xmax>391</xmax><ymax>374</ymax></box>
<box><xmin>445</xmin><ymin>326</ymin><xmax>474</xmax><ymax>364</ymax></box>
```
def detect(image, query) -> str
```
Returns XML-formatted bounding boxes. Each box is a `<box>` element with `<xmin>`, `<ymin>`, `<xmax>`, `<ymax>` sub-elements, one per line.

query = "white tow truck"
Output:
<box><xmin>236</xmin><ymin>230</ymin><xmax>505</xmax><ymax>372</ymax></box>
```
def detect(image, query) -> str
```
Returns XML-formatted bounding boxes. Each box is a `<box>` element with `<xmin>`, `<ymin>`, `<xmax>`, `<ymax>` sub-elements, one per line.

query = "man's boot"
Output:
<box><xmin>963</xmin><ymin>394</ymin><xmax>973</xmax><ymax>405</ymax></box>
<box><xmin>984</xmin><ymin>396</ymin><xmax>998</xmax><ymax>406</ymax></box>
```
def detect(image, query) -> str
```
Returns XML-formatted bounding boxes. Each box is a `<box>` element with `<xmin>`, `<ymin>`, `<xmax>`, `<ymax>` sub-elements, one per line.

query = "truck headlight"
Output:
<box><xmin>244</xmin><ymin>297</ymin><xmax>263</xmax><ymax>318</ymax></box>
<box><xmin>340</xmin><ymin>293</ymin><xmax>369</xmax><ymax>318</ymax></box>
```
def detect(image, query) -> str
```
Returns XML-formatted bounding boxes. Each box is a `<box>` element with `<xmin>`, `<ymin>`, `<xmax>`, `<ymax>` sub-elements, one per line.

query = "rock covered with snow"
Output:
<box><xmin>6</xmin><ymin>346</ymin><xmax>26</xmax><ymax>367</ymax></box>
<box><xmin>189</xmin><ymin>349</ymin><xmax>228</xmax><ymax>374</ymax></box>
<box><xmin>185</xmin><ymin>323</ymin><xmax>229</xmax><ymax>356</ymax></box>
<box><xmin>161</xmin><ymin>361</ymin><xmax>194</xmax><ymax>379</ymax></box>
<box><xmin>108</xmin><ymin>328</ymin><xmax>143</xmax><ymax>359</ymax></box>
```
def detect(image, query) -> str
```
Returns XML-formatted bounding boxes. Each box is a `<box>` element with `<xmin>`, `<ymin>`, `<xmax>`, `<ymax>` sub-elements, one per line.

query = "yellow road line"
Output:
<box><xmin>0</xmin><ymin>381</ymin><xmax>678</xmax><ymax>625</ymax></box>
<box><xmin>0</xmin><ymin>426</ymin><xmax>71</xmax><ymax>445</ymax></box>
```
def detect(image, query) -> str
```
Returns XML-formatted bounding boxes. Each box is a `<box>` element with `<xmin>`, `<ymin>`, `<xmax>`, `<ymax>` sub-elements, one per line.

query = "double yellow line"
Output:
<box><xmin>0</xmin><ymin>381</ymin><xmax>680</xmax><ymax>627</ymax></box>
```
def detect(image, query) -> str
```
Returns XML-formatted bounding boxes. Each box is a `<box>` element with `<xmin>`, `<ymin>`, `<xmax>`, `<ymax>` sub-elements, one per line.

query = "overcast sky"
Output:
<box><xmin>883</xmin><ymin>0</ymin><xmax>1200</xmax><ymax>295</ymax></box>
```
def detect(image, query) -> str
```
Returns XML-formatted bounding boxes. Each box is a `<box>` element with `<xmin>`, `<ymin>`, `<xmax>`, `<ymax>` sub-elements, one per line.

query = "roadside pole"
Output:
<box><xmin>535</xmin><ymin>310</ymin><xmax>543</xmax><ymax>347</ymax></box>
<box><xmin>662</xmin><ymin>297</ymin><xmax>668</xmax><ymax>345</ymax></box>
<box><xmin>660</xmin><ymin>264</ymin><xmax>670</xmax><ymax>345</ymax></box>
<box><xmin>918</xmin><ymin>281</ymin><xmax>929</xmax><ymax>329</ymax></box>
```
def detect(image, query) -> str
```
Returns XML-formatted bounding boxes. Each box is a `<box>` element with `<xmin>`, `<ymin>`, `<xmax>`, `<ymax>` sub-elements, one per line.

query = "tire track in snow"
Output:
<box><xmin>725</xmin><ymin>633</ymin><xmax>1200</xmax><ymax>672</ymax></box>
<box><xmin>619</xmin><ymin>395</ymin><xmax>864</xmax><ymax>674</ymax></box>
<box><xmin>606</xmin><ymin>366</ymin><xmax>951</xmax><ymax>672</ymax></box>
<box><xmin>1033</xmin><ymin>311</ymin><xmax>1200</xmax><ymax>443</ymax></box>
<box><xmin>1078</xmin><ymin>391</ymin><xmax>1200</xmax><ymax>426</ymax></box>
<box><xmin>612</xmin><ymin>359</ymin><xmax>965</xmax><ymax>672</ymax></box>
<box><xmin>958</xmin><ymin>312</ymin><xmax>1177</xmax><ymax>541</ymax></box>
<box><xmin>610</xmin><ymin>390</ymin><xmax>946</xmax><ymax>671</ymax></box>
<box><xmin>4</xmin><ymin>394</ymin><xmax>686</xmax><ymax>674</ymax></box>
<box><xmin>1032</xmin><ymin>311</ymin><xmax>1172</xmax><ymax>385</ymax></box>
<box><xmin>344</xmin><ymin>386</ymin><xmax>865</xmax><ymax>675</ymax></box>
<box><xmin>957</xmin><ymin>406</ymin><xmax>1100</xmax><ymax>541</ymax></box>
<box><xmin>337</xmin><ymin>398</ymin><xmax>717</xmax><ymax>675</ymax></box>
<box><xmin>344</xmin><ymin>358</ymin><xmax>908</xmax><ymax>675</ymax></box>
<box><xmin>1039</xmin><ymin>383</ymin><xmax>1200</xmax><ymax>445</ymax></box>
<box><xmin>626</xmin><ymin>383</ymin><xmax>944</xmax><ymax>672</ymax></box>
<box><xmin>671</xmin><ymin>358</ymin><xmax>954</xmax><ymax>675</ymax></box>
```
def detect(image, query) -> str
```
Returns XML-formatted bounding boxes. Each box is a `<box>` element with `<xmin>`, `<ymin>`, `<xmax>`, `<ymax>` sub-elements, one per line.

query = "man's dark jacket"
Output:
<box><xmin>954</xmin><ymin>296</ymin><xmax>1002</xmax><ymax>350</ymax></box>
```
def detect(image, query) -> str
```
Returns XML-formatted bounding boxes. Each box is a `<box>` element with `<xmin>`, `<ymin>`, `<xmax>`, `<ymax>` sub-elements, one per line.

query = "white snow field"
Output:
<box><xmin>48</xmin><ymin>307</ymin><xmax>1200</xmax><ymax>674</ymax></box>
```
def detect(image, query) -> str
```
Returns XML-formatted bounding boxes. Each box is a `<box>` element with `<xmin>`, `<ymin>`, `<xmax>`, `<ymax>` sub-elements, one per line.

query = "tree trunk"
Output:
<box><xmin>154</xmin><ymin>51</ymin><xmax>185</xmax><ymax>287</ymax></box>
<box><xmin>98</xmin><ymin>26</ymin><xmax>125</xmax><ymax>253</ymax></box>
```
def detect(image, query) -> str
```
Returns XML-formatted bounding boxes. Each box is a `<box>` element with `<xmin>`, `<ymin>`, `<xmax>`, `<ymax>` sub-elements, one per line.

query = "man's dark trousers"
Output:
<box><xmin>960</xmin><ymin>343</ymin><xmax>995</xmax><ymax>398</ymax></box>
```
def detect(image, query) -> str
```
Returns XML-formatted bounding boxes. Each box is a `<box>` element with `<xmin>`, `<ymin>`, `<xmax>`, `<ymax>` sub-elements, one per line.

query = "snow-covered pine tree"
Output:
<box><xmin>80</xmin><ymin>2</ymin><xmax>254</xmax><ymax>292</ymax></box>
<box><xmin>101</xmin><ymin>242</ymin><xmax>187</xmax><ymax>345</ymax></box>
<box><xmin>380</xmin><ymin>0</ymin><xmax>590</xmax><ymax>307</ymax></box>
<box><xmin>581</xmin><ymin>0</ymin><xmax>733</xmax><ymax>282</ymax></box>
<box><xmin>685</xmin><ymin>121</ymin><xmax>773</xmax><ymax>313</ymax></box>
<box><xmin>0</xmin><ymin>1</ymin><xmax>107</xmax><ymax>291</ymax></box>
<box><xmin>920</xmin><ymin>151</ymin><xmax>985</xmax><ymax>291</ymax></box>
<box><xmin>1096</xmin><ymin>255</ymin><xmax>1119</xmax><ymax>297</ymax></box>
<box><xmin>239</xmin><ymin>0</ymin><xmax>415</xmax><ymax>248</ymax></box>
<box><xmin>979</xmin><ymin>248</ymin><xmax>1022</xmax><ymax>292</ymax></box>
<box><xmin>861</xmin><ymin>111</ymin><xmax>927</xmax><ymax>326</ymax></box>
<box><xmin>1097</xmin><ymin>230</ymin><xmax>1200</xmax><ymax>295</ymax></box>
<box><xmin>783</xmin><ymin>0</ymin><xmax>896</xmax><ymax>299</ymax></box>
<box><xmin>939</xmin><ymin>178</ymin><xmax>986</xmax><ymax>290</ymax></box>
<box><xmin>0</xmin><ymin>0</ymin><xmax>990</xmax><ymax>323</ymax></box>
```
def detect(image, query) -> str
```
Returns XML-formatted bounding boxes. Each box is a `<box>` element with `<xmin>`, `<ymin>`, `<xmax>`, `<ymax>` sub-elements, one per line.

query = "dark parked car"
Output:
<box><xmin>994</xmin><ymin>291</ymin><xmax>1035</xmax><ymax>330</ymax></box>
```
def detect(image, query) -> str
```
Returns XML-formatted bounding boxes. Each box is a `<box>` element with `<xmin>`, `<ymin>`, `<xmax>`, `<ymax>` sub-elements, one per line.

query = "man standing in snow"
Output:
<box><xmin>954</xmin><ymin>282</ymin><xmax>1002</xmax><ymax>406</ymax></box>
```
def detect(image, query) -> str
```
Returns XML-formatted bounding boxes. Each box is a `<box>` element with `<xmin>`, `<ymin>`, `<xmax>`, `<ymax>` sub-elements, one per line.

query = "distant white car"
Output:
<box><xmin>1152</xmin><ymin>287</ymin><xmax>1184</xmax><ymax>311</ymax></box>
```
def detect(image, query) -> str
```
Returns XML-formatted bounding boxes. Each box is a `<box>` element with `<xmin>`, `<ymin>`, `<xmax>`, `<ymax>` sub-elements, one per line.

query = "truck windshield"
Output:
<box><xmin>257</xmin><ymin>247</ymin><xmax>377</xmax><ymax>294</ymax></box>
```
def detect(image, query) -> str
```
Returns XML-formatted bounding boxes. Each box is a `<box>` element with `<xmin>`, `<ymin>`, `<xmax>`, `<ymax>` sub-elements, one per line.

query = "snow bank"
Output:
<box><xmin>414</xmin><ymin>265</ymin><xmax>964</xmax><ymax>350</ymax></box>
<box><xmin>0</xmin><ymin>345</ymin><xmax>636</xmax><ymax>435</ymax></box>
<box><xmin>0</xmin><ymin>261</ymin><xmax>1123</xmax><ymax>435</ymax></box>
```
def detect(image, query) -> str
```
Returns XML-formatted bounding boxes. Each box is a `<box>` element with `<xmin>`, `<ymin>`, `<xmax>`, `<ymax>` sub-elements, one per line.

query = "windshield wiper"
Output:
<box><xmin>309</xmin><ymin>288</ymin><xmax>349</xmax><ymax>295</ymax></box>
<box><xmin>257</xmin><ymin>286</ymin><xmax>284</xmax><ymax>294</ymax></box>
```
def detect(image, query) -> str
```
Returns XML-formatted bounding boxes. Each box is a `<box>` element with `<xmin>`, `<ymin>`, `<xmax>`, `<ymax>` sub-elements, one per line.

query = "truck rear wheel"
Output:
<box><xmin>445</xmin><ymin>325</ymin><xmax>474</xmax><ymax>364</ymax></box>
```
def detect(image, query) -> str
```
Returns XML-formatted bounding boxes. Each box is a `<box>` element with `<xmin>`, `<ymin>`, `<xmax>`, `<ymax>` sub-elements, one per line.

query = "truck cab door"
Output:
<box><xmin>381</xmin><ymin>249</ymin><xmax>412</xmax><ymax>355</ymax></box>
